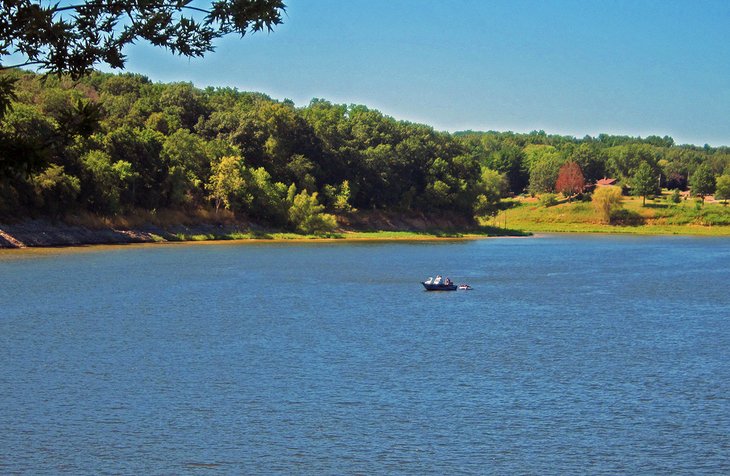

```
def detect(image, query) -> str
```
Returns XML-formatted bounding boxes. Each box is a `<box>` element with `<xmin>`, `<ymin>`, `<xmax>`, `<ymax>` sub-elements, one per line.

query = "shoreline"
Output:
<box><xmin>2</xmin><ymin>218</ymin><xmax>729</xmax><ymax>251</ymax></box>
<box><xmin>0</xmin><ymin>219</ymin><xmax>528</xmax><ymax>250</ymax></box>
<box><xmin>507</xmin><ymin>223</ymin><xmax>730</xmax><ymax>236</ymax></box>
<box><xmin>2</xmin><ymin>224</ymin><xmax>729</xmax><ymax>253</ymax></box>
<box><xmin>0</xmin><ymin>232</ymin><xmax>510</xmax><ymax>252</ymax></box>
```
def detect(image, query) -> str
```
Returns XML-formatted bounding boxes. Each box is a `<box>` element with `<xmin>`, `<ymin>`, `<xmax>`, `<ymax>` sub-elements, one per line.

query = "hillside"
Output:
<box><xmin>1</xmin><ymin>70</ymin><xmax>729</xmax><ymax>243</ymax></box>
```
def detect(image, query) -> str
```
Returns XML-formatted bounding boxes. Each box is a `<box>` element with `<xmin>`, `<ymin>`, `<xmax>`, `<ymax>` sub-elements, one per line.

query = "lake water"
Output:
<box><xmin>1</xmin><ymin>235</ymin><xmax>729</xmax><ymax>474</ymax></box>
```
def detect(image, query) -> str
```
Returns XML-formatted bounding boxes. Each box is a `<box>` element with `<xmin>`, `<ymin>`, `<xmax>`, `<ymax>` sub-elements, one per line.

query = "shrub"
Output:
<box><xmin>592</xmin><ymin>186</ymin><xmax>623</xmax><ymax>224</ymax></box>
<box><xmin>610</xmin><ymin>209</ymin><xmax>644</xmax><ymax>226</ymax></box>
<box><xmin>671</xmin><ymin>189</ymin><xmax>681</xmax><ymax>204</ymax></box>
<box><xmin>539</xmin><ymin>193</ymin><xmax>558</xmax><ymax>207</ymax></box>
<box><xmin>32</xmin><ymin>164</ymin><xmax>80</xmax><ymax>216</ymax></box>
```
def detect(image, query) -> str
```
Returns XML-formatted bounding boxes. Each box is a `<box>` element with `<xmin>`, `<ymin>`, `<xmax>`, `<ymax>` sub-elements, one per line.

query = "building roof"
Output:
<box><xmin>596</xmin><ymin>178</ymin><xmax>617</xmax><ymax>186</ymax></box>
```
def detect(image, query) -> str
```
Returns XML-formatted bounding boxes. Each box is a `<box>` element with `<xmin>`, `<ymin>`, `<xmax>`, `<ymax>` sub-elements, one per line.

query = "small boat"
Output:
<box><xmin>458</xmin><ymin>284</ymin><xmax>473</xmax><ymax>291</ymax></box>
<box><xmin>422</xmin><ymin>281</ymin><xmax>458</xmax><ymax>291</ymax></box>
<box><xmin>422</xmin><ymin>275</ymin><xmax>457</xmax><ymax>291</ymax></box>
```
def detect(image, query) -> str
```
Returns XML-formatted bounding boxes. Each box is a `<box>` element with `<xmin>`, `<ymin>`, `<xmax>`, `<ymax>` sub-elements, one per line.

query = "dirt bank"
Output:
<box><xmin>0</xmin><ymin>211</ymin><xmax>479</xmax><ymax>248</ymax></box>
<box><xmin>0</xmin><ymin>220</ymin><xmax>229</xmax><ymax>248</ymax></box>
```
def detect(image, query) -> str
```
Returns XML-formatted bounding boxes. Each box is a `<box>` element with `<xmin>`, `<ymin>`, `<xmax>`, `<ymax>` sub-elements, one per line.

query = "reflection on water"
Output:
<box><xmin>1</xmin><ymin>235</ymin><xmax>729</xmax><ymax>474</ymax></box>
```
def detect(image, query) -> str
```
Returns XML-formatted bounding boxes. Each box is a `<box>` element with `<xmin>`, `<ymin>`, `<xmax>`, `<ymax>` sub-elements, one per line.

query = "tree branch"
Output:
<box><xmin>52</xmin><ymin>2</ymin><xmax>212</xmax><ymax>15</ymax></box>
<box><xmin>0</xmin><ymin>61</ymin><xmax>45</xmax><ymax>70</ymax></box>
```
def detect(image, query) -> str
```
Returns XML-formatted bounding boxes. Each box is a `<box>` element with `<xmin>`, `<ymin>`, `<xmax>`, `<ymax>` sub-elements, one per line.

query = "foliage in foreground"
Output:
<box><xmin>0</xmin><ymin>1</ymin><xmax>286</xmax><ymax>78</ymax></box>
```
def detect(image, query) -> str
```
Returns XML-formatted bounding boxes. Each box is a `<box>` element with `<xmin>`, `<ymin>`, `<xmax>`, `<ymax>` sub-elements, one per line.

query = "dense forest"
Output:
<box><xmin>1</xmin><ymin>70</ymin><xmax>729</xmax><ymax>232</ymax></box>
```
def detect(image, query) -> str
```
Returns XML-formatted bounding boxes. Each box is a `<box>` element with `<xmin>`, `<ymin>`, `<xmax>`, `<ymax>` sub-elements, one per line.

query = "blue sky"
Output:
<box><xmin>119</xmin><ymin>1</ymin><xmax>730</xmax><ymax>146</ymax></box>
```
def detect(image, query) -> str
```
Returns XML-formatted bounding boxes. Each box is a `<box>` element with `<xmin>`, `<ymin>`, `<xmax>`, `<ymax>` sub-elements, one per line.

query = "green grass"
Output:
<box><xmin>501</xmin><ymin>192</ymin><xmax>730</xmax><ymax>236</ymax></box>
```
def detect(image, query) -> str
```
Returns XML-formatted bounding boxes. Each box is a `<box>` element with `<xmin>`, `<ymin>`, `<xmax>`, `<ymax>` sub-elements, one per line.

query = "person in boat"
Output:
<box><xmin>444</xmin><ymin>277</ymin><xmax>451</xmax><ymax>286</ymax></box>
<box><xmin>425</xmin><ymin>277</ymin><xmax>433</xmax><ymax>284</ymax></box>
<box><xmin>434</xmin><ymin>275</ymin><xmax>442</xmax><ymax>285</ymax></box>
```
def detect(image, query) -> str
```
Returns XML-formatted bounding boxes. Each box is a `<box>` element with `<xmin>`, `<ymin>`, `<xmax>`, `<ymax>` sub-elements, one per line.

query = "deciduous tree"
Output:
<box><xmin>206</xmin><ymin>155</ymin><xmax>243</xmax><ymax>212</ymax></box>
<box><xmin>32</xmin><ymin>163</ymin><xmax>80</xmax><ymax>215</ymax></box>
<box><xmin>631</xmin><ymin>161</ymin><xmax>660</xmax><ymax>206</ymax></box>
<box><xmin>555</xmin><ymin>161</ymin><xmax>585</xmax><ymax>201</ymax></box>
<box><xmin>80</xmin><ymin>150</ymin><xmax>133</xmax><ymax>213</ymax></box>
<box><xmin>689</xmin><ymin>164</ymin><xmax>715</xmax><ymax>204</ymax></box>
<box><xmin>525</xmin><ymin>145</ymin><xmax>562</xmax><ymax>195</ymax></box>
<box><xmin>568</xmin><ymin>143</ymin><xmax>606</xmax><ymax>184</ymax></box>
<box><xmin>287</xmin><ymin>187</ymin><xmax>336</xmax><ymax>234</ymax></box>
<box><xmin>473</xmin><ymin>168</ymin><xmax>506</xmax><ymax>218</ymax></box>
<box><xmin>714</xmin><ymin>174</ymin><xmax>730</xmax><ymax>204</ymax></box>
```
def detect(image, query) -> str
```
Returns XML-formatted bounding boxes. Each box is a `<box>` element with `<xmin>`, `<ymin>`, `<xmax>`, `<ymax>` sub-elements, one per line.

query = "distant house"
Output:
<box><xmin>595</xmin><ymin>178</ymin><xmax>618</xmax><ymax>187</ymax></box>
<box><xmin>585</xmin><ymin>177</ymin><xmax>618</xmax><ymax>193</ymax></box>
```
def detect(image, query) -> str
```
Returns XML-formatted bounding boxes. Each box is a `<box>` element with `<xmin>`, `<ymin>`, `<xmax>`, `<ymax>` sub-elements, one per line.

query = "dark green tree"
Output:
<box><xmin>606</xmin><ymin>144</ymin><xmax>659</xmax><ymax>181</ymax></box>
<box><xmin>525</xmin><ymin>145</ymin><xmax>563</xmax><ymax>194</ymax></box>
<box><xmin>103</xmin><ymin>127</ymin><xmax>164</xmax><ymax>208</ymax></box>
<box><xmin>159</xmin><ymin>83</ymin><xmax>209</xmax><ymax>131</ymax></box>
<box><xmin>487</xmin><ymin>144</ymin><xmax>528</xmax><ymax>194</ymax></box>
<box><xmin>689</xmin><ymin>164</ymin><xmax>716</xmax><ymax>204</ymax></box>
<box><xmin>631</xmin><ymin>161</ymin><xmax>660</xmax><ymax>206</ymax></box>
<box><xmin>0</xmin><ymin>102</ymin><xmax>58</xmax><ymax>175</ymax></box>
<box><xmin>0</xmin><ymin>76</ymin><xmax>18</xmax><ymax>120</ymax></box>
<box><xmin>568</xmin><ymin>143</ymin><xmax>606</xmax><ymax>184</ymax></box>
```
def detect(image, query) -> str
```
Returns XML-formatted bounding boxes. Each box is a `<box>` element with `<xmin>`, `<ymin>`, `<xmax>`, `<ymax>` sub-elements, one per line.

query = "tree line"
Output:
<box><xmin>1</xmin><ymin>70</ymin><xmax>729</xmax><ymax>231</ymax></box>
<box><xmin>0</xmin><ymin>70</ymin><xmax>507</xmax><ymax>231</ymax></box>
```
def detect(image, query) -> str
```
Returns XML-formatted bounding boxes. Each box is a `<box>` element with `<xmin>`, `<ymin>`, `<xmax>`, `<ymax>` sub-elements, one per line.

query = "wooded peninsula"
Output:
<box><xmin>1</xmin><ymin>69</ymin><xmax>729</xmax><ymax>247</ymax></box>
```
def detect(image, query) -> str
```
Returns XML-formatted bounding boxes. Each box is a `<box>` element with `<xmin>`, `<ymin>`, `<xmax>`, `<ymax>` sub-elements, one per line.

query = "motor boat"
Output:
<box><xmin>422</xmin><ymin>275</ymin><xmax>457</xmax><ymax>291</ymax></box>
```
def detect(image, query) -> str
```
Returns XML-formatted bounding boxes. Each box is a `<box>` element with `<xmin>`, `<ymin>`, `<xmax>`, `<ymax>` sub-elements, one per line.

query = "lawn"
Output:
<box><xmin>491</xmin><ymin>192</ymin><xmax>730</xmax><ymax>236</ymax></box>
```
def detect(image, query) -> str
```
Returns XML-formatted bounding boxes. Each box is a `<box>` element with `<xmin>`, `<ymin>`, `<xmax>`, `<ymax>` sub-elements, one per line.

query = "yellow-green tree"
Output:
<box><xmin>206</xmin><ymin>155</ymin><xmax>244</xmax><ymax>212</ymax></box>
<box><xmin>287</xmin><ymin>186</ymin><xmax>337</xmax><ymax>234</ymax></box>
<box><xmin>715</xmin><ymin>175</ymin><xmax>730</xmax><ymax>204</ymax></box>
<box><xmin>32</xmin><ymin>164</ymin><xmax>81</xmax><ymax>216</ymax></box>
<box><xmin>592</xmin><ymin>186</ymin><xmax>623</xmax><ymax>224</ymax></box>
<box><xmin>80</xmin><ymin>150</ymin><xmax>135</xmax><ymax>213</ymax></box>
<box><xmin>473</xmin><ymin>168</ymin><xmax>506</xmax><ymax>218</ymax></box>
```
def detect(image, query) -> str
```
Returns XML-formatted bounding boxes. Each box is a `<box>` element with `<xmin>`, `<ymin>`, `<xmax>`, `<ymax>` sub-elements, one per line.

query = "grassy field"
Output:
<box><xmin>492</xmin><ymin>191</ymin><xmax>730</xmax><ymax>236</ymax></box>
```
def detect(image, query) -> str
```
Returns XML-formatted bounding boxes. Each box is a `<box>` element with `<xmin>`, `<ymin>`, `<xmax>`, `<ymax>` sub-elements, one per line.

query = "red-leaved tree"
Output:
<box><xmin>555</xmin><ymin>162</ymin><xmax>585</xmax><ymax>202</ymax></box>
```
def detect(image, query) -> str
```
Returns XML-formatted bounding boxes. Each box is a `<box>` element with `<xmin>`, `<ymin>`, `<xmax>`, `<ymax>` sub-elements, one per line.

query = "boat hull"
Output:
<box><xmin>422</xmin><ymin>282</ymin><xmax>457</xmax><ymax>291</ymax></box>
